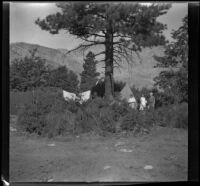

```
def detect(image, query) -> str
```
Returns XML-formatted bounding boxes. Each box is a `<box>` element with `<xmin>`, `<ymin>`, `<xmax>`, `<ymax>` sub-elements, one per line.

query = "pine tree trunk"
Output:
<box><xmin>104</xmin><ymin>28</ymin><xmax>114</xmax><ymax>101</ymax></box>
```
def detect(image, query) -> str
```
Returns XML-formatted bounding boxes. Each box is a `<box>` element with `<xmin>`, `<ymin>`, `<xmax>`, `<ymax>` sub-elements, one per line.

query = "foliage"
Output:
<box><xmin>152</xmin><ymin>88</ymin><xmax>175</xmax><ymax>107</ymax></box>
<box><xmin>130</xmin><ymin>85</ymin><xmax>179</xmax><ymax>108</ymax></box>
<box><xmin>17</xmin><ymin>87</ymin><xmax>68</xmax><ymax>136</ymax></box>
<box><xmin>153</xmin><ymin>103</ymin><xmax>188</xmax><ymax>129</ymax></box>
<box><xmin>10</xmin><ymin>48</ymin><xmax>49</xmax><ymax>91</ymax></box>
<box><xmin>120</xmin><ymin>110</ymin><xmax>154</xmax><ymax>133</ymax></box>
<box><xmin>44</xmin><ymin>110</ymin><xmax>76</xmax><ymax>138</ymax></box>
<box><xmin>153</xmin><ymin>15</ymin><xmax>188</xmax><ymax>103</ymax></box>
<box><xmin>47</xmin><ymin>65</ymin><xmax>79</xmax><ymax>93</ymax></box>
<box><xmin>16</xmin><ymin>87</ymin><xmax>187</xmax><ymax>138</ymax></box>
<box><xmin>80</xmin><ymin>51</ymin><xmax>100</xmax><ymax>92</ymax></box>
<box><xmin>36</xmin><ymin>2</ymin><xmax>171</xmax><ymax>99</ymax></box>
<box><xmin>10</xmin><ymin>47</ymin><xmax>79</xmax><ymax>93</ymax></box>
<box><xmin>10</xmin><ymin>91</ymin><xmax>33</xmax><ymax>115</ymax></box>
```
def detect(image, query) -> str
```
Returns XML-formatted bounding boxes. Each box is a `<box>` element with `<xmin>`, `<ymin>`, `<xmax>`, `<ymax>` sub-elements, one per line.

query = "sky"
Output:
<box><xmin>10</xmin><ymin>2</ymin><xmax>188</xmax><ymax>50</ymax></box>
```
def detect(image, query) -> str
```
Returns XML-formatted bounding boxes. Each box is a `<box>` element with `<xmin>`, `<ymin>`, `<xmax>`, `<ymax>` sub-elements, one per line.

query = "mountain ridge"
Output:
<box><xmin>10</xmin><ymin>42</ymin><xmax>164</xmax><ymax>89</ymax></box>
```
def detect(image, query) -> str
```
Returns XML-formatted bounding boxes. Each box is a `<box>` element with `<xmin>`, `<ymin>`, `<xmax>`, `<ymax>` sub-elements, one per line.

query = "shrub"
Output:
<box><xmin>152</xmin><ymin>103</ymin><xmax>188</xmax><ymax>128</ymax></box>
<box><xmin>74</xmin><ymin>98</ymin><xmax>155</xmax><ymax>135</ymax></box>
<box><xmin>17</xmin><ymin>86</ymin><xmax>187</xmax><ymax>138</ymax></box>
<box><xmin>44</xmin><ymin>109</ymin><xmax>76</xmax><ymax>138</ymax></box>
<box><xmin>10</xmin><ymin>91</ymin><xmax>33</xmax><ymax>115</ymax></box>
<box><xmin>120</xmin><ymin>109</ymin><xmax>155</xmax><ymax>134</ymax></box>
<box><xmin>17</xmin><ymin>87</ymin><xmax>68</xmax><ymax>136</ymax></box>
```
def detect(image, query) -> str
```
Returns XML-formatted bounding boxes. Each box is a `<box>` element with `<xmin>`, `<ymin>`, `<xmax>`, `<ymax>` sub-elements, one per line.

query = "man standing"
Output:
<box><xmin>149</xmin><ymin>92</ymin><xmax>155</xmax><ymax>110</ymax></box>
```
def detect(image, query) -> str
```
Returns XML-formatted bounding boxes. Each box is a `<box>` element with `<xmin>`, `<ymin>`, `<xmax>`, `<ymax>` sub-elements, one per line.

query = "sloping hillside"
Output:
<box><xmin>10</xmin><ymin>42</ymin><xmax>164</xmax><ymax>89</ymax></box>
<box><xmin>10</xmin><ymin>42</ymin><xmax>83</xmax><ymax>74</ymax></box>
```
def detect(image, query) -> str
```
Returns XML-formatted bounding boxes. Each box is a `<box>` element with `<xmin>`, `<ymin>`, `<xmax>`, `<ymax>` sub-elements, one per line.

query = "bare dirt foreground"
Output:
<box><xmin>10</xmin><ymin>115</ymin><xmax>188</xmax><ymax>182</ymax></box>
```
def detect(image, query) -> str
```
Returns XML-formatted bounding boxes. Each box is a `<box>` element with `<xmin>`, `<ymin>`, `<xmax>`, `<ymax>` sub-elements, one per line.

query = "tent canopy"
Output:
<box><xmin>120</xmin><ymin>83</ymin><xmax>134</xmax><ymax>101</ymax></box>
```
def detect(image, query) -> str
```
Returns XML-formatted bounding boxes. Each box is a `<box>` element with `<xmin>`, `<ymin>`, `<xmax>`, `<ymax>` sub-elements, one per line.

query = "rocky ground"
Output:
<box><xmin>10</xmin><ymin>115</ymin><xmax>188</xmax><ymax>182</ymax></box>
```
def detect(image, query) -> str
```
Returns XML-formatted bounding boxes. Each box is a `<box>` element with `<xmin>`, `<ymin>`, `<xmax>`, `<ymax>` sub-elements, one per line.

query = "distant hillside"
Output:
<box><xmin>10</xmin><ymin>42</ymin><xmax>83</xmax><ymax>74</ymax></box>
<box><xmin>10</xmin><ymin>42</ymin><xmax>164</xmax><ymax>89</ymax></box>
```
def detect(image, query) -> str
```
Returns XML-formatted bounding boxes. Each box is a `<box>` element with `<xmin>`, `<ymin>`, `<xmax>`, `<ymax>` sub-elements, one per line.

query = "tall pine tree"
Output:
<box><xmin>80</xmin><ymin>51</ymin><xmax>100</xmax><ymax>92</ymax></box>
<box><xmin>36</xmin><ymin>2</ymin><xmax>171</xmax><ymax>100</ymax></box>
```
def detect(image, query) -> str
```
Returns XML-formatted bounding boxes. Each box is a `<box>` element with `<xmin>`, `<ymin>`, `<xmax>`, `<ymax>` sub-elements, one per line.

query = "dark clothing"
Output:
<box><xmin>149</xmin><ymin>95</ymin><xmax>155</xmax><ymax>109</ymax></box>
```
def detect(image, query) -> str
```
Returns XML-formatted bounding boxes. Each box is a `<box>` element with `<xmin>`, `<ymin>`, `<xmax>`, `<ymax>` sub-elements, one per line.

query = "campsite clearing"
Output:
<box><xmin>10</xmin><ymin>115</ymin><xmax>188</xmax><ymax>182</ymax></box>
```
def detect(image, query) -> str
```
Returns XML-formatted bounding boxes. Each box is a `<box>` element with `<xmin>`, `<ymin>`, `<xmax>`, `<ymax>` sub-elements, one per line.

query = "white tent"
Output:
<box><xmin>120</xmin><ymin>83</ymin><xmax>137</xmax><ymax>109</ymax></box>
<box><xmin>120</xmin><ymin>83</ymin><xmax>134</xmax><ymax>101</ymax></box>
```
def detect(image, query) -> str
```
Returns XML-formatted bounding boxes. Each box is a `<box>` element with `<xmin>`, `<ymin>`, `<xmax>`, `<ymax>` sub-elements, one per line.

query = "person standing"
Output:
<box><xmin>149</xmin><ymin>92</ymin><xmax>155</xmax><ymax>110</ymax></box>
<box><xmin>139</xmin><ymin>94</ymin><xmax>147</xmax><ymax>111</ymax></box>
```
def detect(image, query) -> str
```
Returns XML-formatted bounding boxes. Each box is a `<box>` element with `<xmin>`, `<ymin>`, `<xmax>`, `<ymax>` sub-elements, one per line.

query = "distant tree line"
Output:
<box><xmin>10</xmin><ymin>48</ymin><xmax>79</xmax><ymax>92</ymax></box>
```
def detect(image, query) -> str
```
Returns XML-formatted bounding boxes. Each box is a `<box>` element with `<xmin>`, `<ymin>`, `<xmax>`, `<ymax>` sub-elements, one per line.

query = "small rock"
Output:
<box><xmin>144</xmin><ymin>165</ymin><xmax>153</xmax><ymax>170</ymax></box>
<box><xmin>47</xmin><ymin>179</ymin><xmax>54</xmax><ymax>182</ymax></box>
<box><xmin>47</xmin><ymin>143</ymin><xmax>55</xmax><ymax>146</ymax></box>
<box><xmin>114</xmin><ymin>141</ymin><xmax>126</xmax><ymax>147</ymax></box>
<box><xmin>103</xmin><ymin>165</ymin><xmax>111</xmax><ymax>170</ymax></box>
<box><xmin>119</xmin><ymin>149</ymin><xmax>133</xmax><ymax>152</ymax></box>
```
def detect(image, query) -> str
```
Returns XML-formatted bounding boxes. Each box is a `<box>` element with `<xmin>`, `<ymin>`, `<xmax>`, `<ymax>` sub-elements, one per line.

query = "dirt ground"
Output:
<box><xmin>10</xmin><ymin>115</ymin><xmax>188</xmax><ymax>182</ymax></box>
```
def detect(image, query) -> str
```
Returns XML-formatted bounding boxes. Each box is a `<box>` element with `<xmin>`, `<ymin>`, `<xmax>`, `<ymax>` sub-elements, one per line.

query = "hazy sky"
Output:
<box><xmin>10</xmin><ymin>2</ymin><xmax>188</xmax><ymax>50</ymax></box>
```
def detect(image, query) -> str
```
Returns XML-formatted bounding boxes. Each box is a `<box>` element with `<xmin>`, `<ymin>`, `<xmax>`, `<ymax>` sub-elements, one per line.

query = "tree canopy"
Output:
<box><xmin>153</xmin><ymin>15</ymin><xmax>188</xmax><ymax>103</ymax></box>
<box><xmin>36</xmin><ymin>2</ymin><xmax>171</xmax><ymax>99</ymax></box>
<box><xmin>10</xmin><ymin>49</ymin><xmax>49</xmax><ymax>91</ymax></box>
<box><xmin>10</xmin><ymin>48</ymin><xmax>79</xmax><ymax>93</ymax></box>
<box><xmin>47</xmin><ymin>66</ymin><xmax>79</xmax><ymax>93</ymax></box>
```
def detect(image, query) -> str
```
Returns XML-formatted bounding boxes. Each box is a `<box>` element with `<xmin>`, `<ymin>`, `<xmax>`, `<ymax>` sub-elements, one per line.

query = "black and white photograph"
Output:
<box><xmin>9</xmin><ymin>1</ymin><xmax>189</xmax><ymax>182</ymax></box>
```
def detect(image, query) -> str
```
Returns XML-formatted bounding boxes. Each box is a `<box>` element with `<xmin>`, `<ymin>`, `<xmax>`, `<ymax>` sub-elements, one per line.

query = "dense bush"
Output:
<box><xmin>44</xmin><ymin>110</ymin><xmax>76</xmax><ymax>138</ymax></box>
<box><xmin>130</xmin><ymin>85</ymin><xmax>177</xmax><ymax>108</ymax></box>
<box><xmin>17</xmin><ymin>87</ymin><xmax>68</xmax><ymax>136</ymax></box>
<box><xmin>10</xmin><ymin>91</ymin><xmax>33</xmax><ymax>115</ymax></box>
<box><xmin>17</xmin><ymin>87</ymin><xmax>188</xmax><ymax>138</ymax></box>
<box><xmin>10</xmin><ymin>48</ymin><xmax>80</xmax><ymax>93</ymax></box>
<box><xmin>10</xmin><ymin>48</ymin><xmax>49</xmax><ymax>92</ymax></box>
<box><xmin>73</xmin><ymin>98</ymin><xmax>155</xmax><ymax>135</ymax></box>
<box><xmin>47</xmin><ymin>66</ymin><xmax>79</xmax><ymax>93</ymax></box>
<box><xmin>153</xmin><ymin>103</ymin><xmax>188</xmax><ymax>128</ymax></box>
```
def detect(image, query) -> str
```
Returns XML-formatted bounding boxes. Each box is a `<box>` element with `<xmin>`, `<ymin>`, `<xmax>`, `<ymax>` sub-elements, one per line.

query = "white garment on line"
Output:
<box><xmin>79</xmin><ymin>90</ymin><xmax>91</xmax><ymax>104</ymax></box>
<box><xmin>63</xmin><ymin>90</ymin><xmax>78</xmax><ymax>101</ymax></box>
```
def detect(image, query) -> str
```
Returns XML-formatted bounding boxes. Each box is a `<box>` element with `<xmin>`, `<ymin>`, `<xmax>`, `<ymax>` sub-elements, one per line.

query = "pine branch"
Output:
<box><xmin>116</xmin><ymin>43</ymin><xmax>142</xmax><ymax>63</ymax></box>
<box><xmin>78</xmin><ymin>37</ymin><xmax>104</xmax><ymax>43</ymax></box>
<box><xmin>113</xmin><ymin>48</ymin><xmax>132</xmax><ymax>65</ymax></box>
<box><xmin>65</xmin><ymin>42</ymin><xmax>105</xmax><ymax>54</ymax></box>
<box><xmin>113</xmin><ymin>34</ymin><xmax>133</xmax><ymax>39</ymax></box>
<box><xmin>92</xmin><ymin>33</ymin><xmax>106</xmax><ymax>38</ymax></box>
<box><xmin>113</xmin><ymin>54</ymin><xmax>122</xmax><ymax>63</ymax></box>
<box><xmin>113</xmin><ymin>58</ymin><xmax>122</xmax><ymax>68</ymax></box>
<box><xmin>94</xmin><ymin>51</ymin><xmax>105</xmax><ymax>57</ymax></box>
<box><xmin>113</xmin><ymin>59</ymin><xmax>122</xmax><ymax>73</ymax></box>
